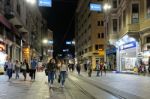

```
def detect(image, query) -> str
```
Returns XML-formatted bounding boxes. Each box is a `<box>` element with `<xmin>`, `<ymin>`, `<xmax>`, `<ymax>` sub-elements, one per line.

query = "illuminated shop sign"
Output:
<box><xmin>90</xmin><ymin>3</ymin><xmax>102</xmax><ymax>11</ymax></box>
<box><xmin>39</xmin><ymin>0</ymin><xmax>52</xmax><ymax>7</ymax></box>
<box><xmin>120</xmin><ymin>41</ymin><xmax>136</xmax><ymax>50</ymax></box>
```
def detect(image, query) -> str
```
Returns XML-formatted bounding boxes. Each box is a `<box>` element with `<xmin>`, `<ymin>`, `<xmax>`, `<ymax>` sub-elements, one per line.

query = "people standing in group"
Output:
<box><xmin>59</xmin><ymin>59</ymin><xmax>68</xmax><ymax>88</ymax></box>
<box><xmin>30</xmin><ymin>58</ymin><xmax>38</xmax><ymax>81</ymax></box>
<box><xmin>46</xmin><ymin>58</ymin><xmax>56</xmax><ymax>88</ymax></box>
<box><xmin>14</xmin><ymin>60</ymin><xmax>20</xmax><ymax>79</ymax></box>
<box><xmin>4</xmin><ymin>58</ymin><xmax>13</xmax><ymax>80</ymax></box>
<box><xmin>21</xmin><ymin>59</ymin><xmax>29</xmax><ymax>81</ymax></box>
<box><xmin>76</xmin><ymin>62</ymin><xmax>81</xmax><ymax>75</ymax></box>
<box><xmin>88</xmin><ymin>62</ymin><xmax>92</xmax><ymax>77</ymax></box>
<box><xmin>96</xmin><ymin>61</ymin><xmax>100</xmax><ymax>77</ymax></box>
<box><xmin>100</xmin><ymin>62</ymin><xmax>104</xmax><ymax>76</ymax></box>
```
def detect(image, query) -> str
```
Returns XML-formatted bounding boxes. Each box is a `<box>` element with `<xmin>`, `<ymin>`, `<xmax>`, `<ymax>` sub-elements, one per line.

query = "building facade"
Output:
<box><xmin>75</xmin><ymin>0</ymin><xmax>105</xmax><ymax>69</ymax></box>
<box><xmin>105</xmin><ymin>0</ymin><xmax>150</xmax><ymax>72</ymax></box>
<box><xmin>0</xmin><ymin>0</ymin><xmax>47</xmax><ymax>64</ymax></box>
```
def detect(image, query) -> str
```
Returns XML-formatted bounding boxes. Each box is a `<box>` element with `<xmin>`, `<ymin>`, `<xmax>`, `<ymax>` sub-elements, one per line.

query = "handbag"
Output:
<box><xmin>45</xmin><ymin>69</ymin><xmax>48</xmax><ymax>76</ymax></box>
<box><xmin>58</xmin><ymin>74</ymin><xmax>61</xmax><ymax>83</ymax></box>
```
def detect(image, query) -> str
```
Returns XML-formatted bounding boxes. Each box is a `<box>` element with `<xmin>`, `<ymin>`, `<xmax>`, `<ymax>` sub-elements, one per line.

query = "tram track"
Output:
<box><xmin>69</xmin><ymin>73</ymin><xmax>126</xmax><ymax>99</ymax></box>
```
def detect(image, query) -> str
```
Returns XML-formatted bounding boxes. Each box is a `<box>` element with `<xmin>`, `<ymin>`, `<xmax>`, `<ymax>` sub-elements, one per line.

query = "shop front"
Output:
<box><xmin>116</xmin><ymin>35</ymin><xmax>140</xmax><ymax>72</ymax></box>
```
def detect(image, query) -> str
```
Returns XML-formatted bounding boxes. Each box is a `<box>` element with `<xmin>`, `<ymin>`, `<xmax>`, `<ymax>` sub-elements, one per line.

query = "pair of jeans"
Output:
<box><xmin>60</xmin><ymin>71</ymin><xmax>66</xmax><ymax>86</ymax></box>
<box><xmin>7</xmin><ymin>69</ymin><xmax>12</xmax><ymax>79</ymax></box>
<box><xmin>15</xmin><ymin>69</ymin><xmax>20</xmax><ymax>79</ymax></box>
<box><xmin>22</xmin><ymin>70</ymin><xmax>27</xmax><ymax>80</ymax></box>
<box><xmin>96</xmin><ymin>70</ymin><xmax>100</xmax><ymax>76</ymax></box>
<box><xmin>48</xmin><ymin>71</ymin><xmax>55</xmax><ymax>84</ymax></box>
<box><xmin>30</xmin><ymin>69</ymin><xmax>36</xmax><ymax>80</ymax></box>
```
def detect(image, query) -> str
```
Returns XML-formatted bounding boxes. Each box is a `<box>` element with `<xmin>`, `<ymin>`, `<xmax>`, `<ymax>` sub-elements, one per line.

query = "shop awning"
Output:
<box><xmin>0</xmin><ymin>15</ymin><xmax>11</xmax><ymax>29</ymax></box>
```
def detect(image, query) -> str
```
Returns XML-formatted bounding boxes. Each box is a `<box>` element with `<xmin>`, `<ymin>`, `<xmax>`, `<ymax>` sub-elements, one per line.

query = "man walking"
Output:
<box><xmin>30</xmin><ymin>58</ymin><xmax>37</xmax><ymax>81</ymax></box>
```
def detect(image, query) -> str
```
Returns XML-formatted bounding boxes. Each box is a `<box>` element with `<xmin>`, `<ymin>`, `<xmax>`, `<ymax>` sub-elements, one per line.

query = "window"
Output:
<box><xmin>147</xmin><ymin>0</ymin><xmax>150</xmax><ymax>18</ymax></box>
<box><xmin>97</xmin><ymin>21</ymin><xmax>100</xmax><ymax>26</ymax></box>
<box><xmin>146</xmin><ymin>37</ymin><xmax>150</xmax><ymax>43</ymax></box>
<box><xmin>113</xmin><ymin>19</ymin><xmax>117</xmax><ymax>32</ymax></box>
<box><xmin>95</xmin><ymin>45</ymin><xmax>99</xmax><ymax>50</ymax></box>
<box><xmin>112</xmin><ymin>0</ymin><xmax>117</xmax><ymax>8</ymax></box>
<box><xmin>101</xmin><ymin>21</ymin><xmax>104</xmax><ymax>26</ymax></box>
<box><xmin>17</xmin><ymin>3</ymin><xmax>20</xmax><ymax>16</ymax></box>
<box><xmin>123</xmin><ymin>10</ymin><xmax>126</xmax><ymax>27</ymax></box>
<box><xmin>101</xmin><ymin>33</ymin><xmax>104</xmax><ymax>38</ymax></box>
<box><xmin>119</xmin><ymin>15</ymin><xmax>122</xmax><ymax>31</ymax></box>
<box><xmin>98</xmin><ymin>33</ymin><xmax>100</xmax><ymax>38</ymax></box>
<box><xmin>95</xmin><ymin>44</ymin><xmax>104</xmax><ymax>50</ymax></box>
<box><xmin>132</xmin><ymin>3</ymin><xmax>139</xmax><ymax>23</ymax></box>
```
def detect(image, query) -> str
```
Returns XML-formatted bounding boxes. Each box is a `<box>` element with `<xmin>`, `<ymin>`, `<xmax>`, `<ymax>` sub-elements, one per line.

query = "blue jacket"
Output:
<box><xmin>31</xmin><ymin>60</ymin><xmax>37</xmax><ymax>69</ymax></box>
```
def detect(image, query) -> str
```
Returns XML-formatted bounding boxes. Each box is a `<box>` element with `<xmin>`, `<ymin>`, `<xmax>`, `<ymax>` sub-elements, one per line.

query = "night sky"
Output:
<box><xmin>40</xmin><ymin>0</ymin><xmax>78</xmax><ymax>57</ymax></box>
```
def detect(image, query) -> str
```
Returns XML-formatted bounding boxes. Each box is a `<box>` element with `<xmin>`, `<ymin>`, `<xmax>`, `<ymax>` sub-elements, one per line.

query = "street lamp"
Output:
<box><xmin>26</xmin><ymin>0</ymin><xmax>36</xmax><ymax>5</ymax></box>
<box><xmin>103</xmin><ymin>3</ymin><xmax>111</xmax><ymax>11</ymax></box>
<box><xmin>42</xmin><ymin>39</ymin><xmax>48</xmax><ymax>44</ymax></box>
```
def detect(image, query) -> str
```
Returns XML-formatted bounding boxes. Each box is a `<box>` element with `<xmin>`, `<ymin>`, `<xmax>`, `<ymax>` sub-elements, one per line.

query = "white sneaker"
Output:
<box><xmin>61</xmin><ymin>85</ymin><xmax>64</xmax><ymax>88</ymax></box>
<box><xmin>50</xmin><ymin>84</ymin><xmax>53</xmax><ymax>88</ymax></box>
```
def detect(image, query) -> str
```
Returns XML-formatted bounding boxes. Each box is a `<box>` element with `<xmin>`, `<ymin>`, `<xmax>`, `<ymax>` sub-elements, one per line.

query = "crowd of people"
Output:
<box><xmin>4</xmin><ymin>58</ymin><xmax>38</xmax><ymax>81</ymax></box>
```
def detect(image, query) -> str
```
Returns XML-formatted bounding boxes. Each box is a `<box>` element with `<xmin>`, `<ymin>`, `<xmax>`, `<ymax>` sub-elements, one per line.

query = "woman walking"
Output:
<box><xmin>15</xmin><ymin>60</ymin><xmax>20</xmax><ymax>79</ymax></box>
<box><xmin>4</xmin><ymin>58</ymin><xmax>13</xmax><ymax>80</ymax></box>
<box><xmin>21</xmin><ymin>59</ymin><xmax>29</xmax><ymax>81</ymax></box>
<box><xmin>60</xmin><ymin>59</ymin><xmax>68</xmax><ymax>88</ymax></box>
<box><xmin>47</xmin><ymin>59</ymin><xmax>56</xmax><ymax>88</ymax></box>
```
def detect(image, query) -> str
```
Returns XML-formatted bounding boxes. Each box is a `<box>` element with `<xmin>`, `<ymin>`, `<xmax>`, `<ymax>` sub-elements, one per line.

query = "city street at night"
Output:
<box><xmin>1</xmin><ymin>0</ymin><xmax>150</xmax><ymax>99</ymax></box>
<box><xmin>0</xmin><ymin>72</ymin><xmax>150</xmax><ymax>99</ymax></box>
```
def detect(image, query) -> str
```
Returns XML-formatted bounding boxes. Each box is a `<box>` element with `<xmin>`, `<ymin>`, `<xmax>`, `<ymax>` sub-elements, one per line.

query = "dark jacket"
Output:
<box><xmin>47</xmin><ymin>63</ymin><xmax>56</xmax><ymax>72</ymax></box>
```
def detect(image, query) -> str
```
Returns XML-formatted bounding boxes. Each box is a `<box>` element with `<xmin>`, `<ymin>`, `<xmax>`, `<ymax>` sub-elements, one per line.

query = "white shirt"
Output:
<box><xmin>60</xmin><ymin>64</ymin><xmax>67</xmax><ymax>71</ymax></box>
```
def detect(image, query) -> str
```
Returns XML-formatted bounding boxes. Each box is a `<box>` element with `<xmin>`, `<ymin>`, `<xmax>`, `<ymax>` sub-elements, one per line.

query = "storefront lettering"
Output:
<box><xmin>120</xmin><ymin>41</ymin><xmax>136</xmax><ymax>50</ymax></box>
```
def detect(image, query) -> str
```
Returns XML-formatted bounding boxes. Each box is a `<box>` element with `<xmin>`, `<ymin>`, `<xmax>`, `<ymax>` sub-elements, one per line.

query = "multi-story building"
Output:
<box><xmin>105</xmin><ymin>0</ymin><xmax>150</xmax><ymax>72</ymax></box>
<box><xmin>43</xmin><ymin>29</ymin><xmax>53</xmax><ymax>62</ymax></box>
<box><xmin>0</xmin><ymin>0</ymin><xmax>47</xmax><ymax>64</ymax></box>
<box><xmin>75</xmin><ymin>0</ymin><xmax>105</xmax><ymax>69</ymax></box>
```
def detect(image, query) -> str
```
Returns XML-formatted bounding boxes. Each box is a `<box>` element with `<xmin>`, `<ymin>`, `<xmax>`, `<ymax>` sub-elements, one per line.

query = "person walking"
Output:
<box><xmin>60</xmin><ymin>59</ymin><xmax>68</xmax><ymax>88</ymax></box>
<box><xmin>96</xmin><ymin>61</ymin><xmax>100</xmax><ymax>77</ymax></box>
<box><xmin>76</xmin><ymin>62</ymin><xmax>81</xmax><ymax>75</ymax></box>
<box><xmin>47</xmin><ymin>58</ymin><xmax>56</xmax><ymax>88</ymax></box>
<box><xmin>100</xmin><ymin>62</ymin><xmax>104</xmax><ymax>76</ymax></box>
<box><xmin>103</xmin><ymin>62</ymin><xmax>107</xmax><ymax>75</ymax></box>
<box><xmin>30</xmin><ymin>58</ymin><xmax>38</xmax><ymax>81</ymax></box>
<box><xmin>4</xmin><ymin>58</ymin><xmax>13</xmax><ymax>80</ymax></box>
<box><xmin>15</xmin><ymin>60</ymin><xmax>20</xmax><ymax>79</ymax></box>
<box><xmin>21</xmin><ymin>59</ymin><xmax>29</xmax><ymax>81</ymax></box>
<box><xmin>88</xmin><ymin>62</ymin><xmax>92</xmax><ymax>77</ymax></box>
<box><xmin>148</xmin><ymin>57</ymin><xmax>150</xmax><ymax>74</ymax></box>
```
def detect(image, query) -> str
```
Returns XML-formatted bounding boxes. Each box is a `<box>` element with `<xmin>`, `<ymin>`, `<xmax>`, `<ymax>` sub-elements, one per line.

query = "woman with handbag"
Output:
<box><xmin>47</xmin><ymin>58</ymin><xmax>56</xmax><ymax>88</ymax></box>
<box><xmin>21</xmin><ymin>59</ymin><xmax>28</xmax><ymax>81</ymax></box>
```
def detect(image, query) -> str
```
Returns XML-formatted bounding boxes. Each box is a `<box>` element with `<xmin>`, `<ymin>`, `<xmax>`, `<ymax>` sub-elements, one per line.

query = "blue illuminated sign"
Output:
<box><xmin>39</xmin><ymin>0</ymin><xmax>52</xmax><ymax>7</ymax></box>
<box><xmin>90</xmin><ymin>3</ymin><xmax>102</xmax><ymax>11</ymax></box>
<box><xmin>120</xmin><ymin>41</ymin><xmax>136</xmax><ymax>50</ymax></box>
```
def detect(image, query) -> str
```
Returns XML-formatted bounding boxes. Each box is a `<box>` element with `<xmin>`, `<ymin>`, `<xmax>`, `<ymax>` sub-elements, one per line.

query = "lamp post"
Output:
<box><xmin>103</xmin><ymin>3</ymin><xmax>111</xmax><ymax>62</ymax></box>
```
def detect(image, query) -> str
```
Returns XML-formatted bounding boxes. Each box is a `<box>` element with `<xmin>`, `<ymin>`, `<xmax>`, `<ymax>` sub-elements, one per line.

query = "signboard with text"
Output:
<box><xmin>39</xmin><ymin>0</ymin><xmax>52</xmax><ymax>7</ymax></box>
<box><xmin>120</xmin><ymin>41</ymin><xmax>136</xmax><ymax>50</ymax></box>
<box><xmin>90</xmin><ymin>3</ymin><xmax>102</xmax><ymax>12</ymax></box>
